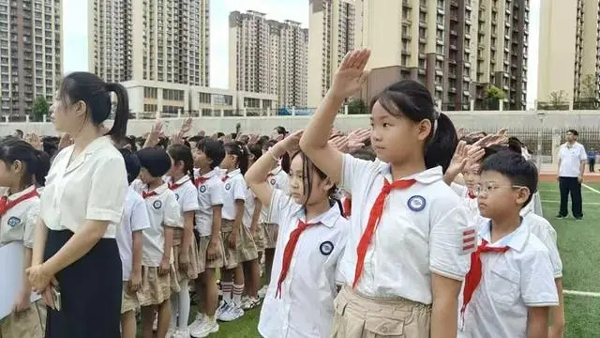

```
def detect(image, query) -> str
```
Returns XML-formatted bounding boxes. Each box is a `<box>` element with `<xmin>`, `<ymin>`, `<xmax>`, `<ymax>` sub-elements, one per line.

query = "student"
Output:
<box><xmin>189</xmin><ymin>139</ymin><xmax>226</xmax><ymax>338</ymax></box>
<box><xmin>300</xmin><ymin>49</ymin><xmax>471</xmax><ymax>337</ymax></box>
<box><xmin>115</xmin><ymin>149</ymin><xmax>150</xmax><ymax>338</ymax></box>
<box><xmin>132</xmin><ymin>147</ymin><xmax>182</xmax><ymax>338</ymax></box>
<box><xmin>246</xmin><ymin>130</ymin><xmax>349</xmax><ymax>338</ymax></box>
<box><xmin>29</xmin><ymin>72</ymin><xmax>129</xmax><ymax>338</ymax></box>
<box><xmin>459</xmin><ymin>151</ymin><xmax>558</xmax><ymax>337</ymax></box>
<box><xmin>166</xmin><ymin>145</ymin><xmax>200</xmax><ymax>338</ymax></box>
<box><xmin>216</xmin><ymin>142</ymin><xmax>249</xmax><ymax>321</ymax></box>
<box><xmin>341</xmin><ymin>147</ymin><xmax>377</xmax><ymax>219</ymax></box>
<box><xmin>0</xmin><ymin>139</ymin><xmax>46</xmax><ymax>338</ymax></box>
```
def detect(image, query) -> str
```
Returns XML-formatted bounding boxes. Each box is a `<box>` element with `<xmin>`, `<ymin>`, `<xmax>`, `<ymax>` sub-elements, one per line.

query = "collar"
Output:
<box><xmin>173</xmin><ymin>175</ymin><xmax>191</xmax><ymax>185</ymax></box>
<box><xmin>478</xmin><ymin>218</ymin><xmax>530</xmax><ymax>252</ymax></box>
<box><xmin>379</xmin><ymin>164</ymin><xmax>443</xmax><ymax>184</ymax></box>
<box><xmin>291</xmin><ymin>203</ymin><xmax>342</xmax><ymax>228</ymax></box>
<box><xmin>145</xmin><ymin>183</ymin><xmax>169</xmax><ymax>195</ymax></box>
<box><xmin>6</xmin><ymin>185</ymin><xmax>37</xmax><ymax>200</ymax></box>
<box><xmin>269</xmin><ymin>166</ymin><xmax>283</xmax><ymax>176</ymax></box>
<box><xmin>226</xmin><ymin>168</ymin><xmax>242</xmax><ymax>178</ymax></box>
<box><xmin>197</xmin><ymin>168</ymin><xmax>218</xmax><ymax>179</ymax></box>
<box><xmin>565</xmin><ymin>141</ymin><xmax>579</xmax><ymax>148</ymax></box>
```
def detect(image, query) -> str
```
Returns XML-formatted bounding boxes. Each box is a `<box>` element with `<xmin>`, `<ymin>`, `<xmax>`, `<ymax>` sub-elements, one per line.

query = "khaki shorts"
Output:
<box><xmin>121</xmin><ymin>281</ymin><xmax>139</xmax><ymax>314</ymax></box>
<box><xmin>197</xmin><ymin>235</ymin><xmax>225</xmax><ymax>271</ymax></box>
<box><xmin>137</xmin><ymin>265</ymin><xmax>180</xmax><ymax>307</ymax></box>
<box><xmin>0</xmin><ymin>299</ymin><xmax>46</xmax><ymax>338</ymax></box>
<box><xmin>173</xmin><ymin>239</ymin><xmax>200</xmax><ymax>281</ymax></box>
<box><xmin>253</xmin><ymin>225</ymin><xmax>267</xmax><ymax>252</ymax></box>
<box><xmin>238</xmin><ymin>226</ymin><xmax>258</xmax><ymax>263</ymax></box>
<box><xmin>221</xmin><ymin>219</ymin><xmax>238</xmax><ymax>269</ymax></box>
<box><xmin>263</xmin><ymin>223</ymin><xmax>279</xmax><ymax>249</ymax></box>
<box><xmin>331</xmin><ymin>287</ymin><xmax>431</xmax><ymax>338</ymax></box>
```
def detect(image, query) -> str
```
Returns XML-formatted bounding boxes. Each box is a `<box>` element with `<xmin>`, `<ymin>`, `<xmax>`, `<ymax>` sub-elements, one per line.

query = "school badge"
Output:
<box><xmin>225</xmin><ymin>183</ymin><xmax>231</xmax><ymax>191</ymax></box>
<box><xmin>407</xmin><ymin>195</ymin><xmax>426</xmax><ymax>212</ymax></box>
<box><xmin>461</xmin><ymin>226</ymin><xmax>477</xmax><ymax>254</ymax></box>
<box><xmin>199</xmin><ymin>185</ymin><xmax>207</xmax><ymax>193</ymax></box>
<box><xmin>153</xmin><ymin>200</ymin><xmax>163</xmax><ymax>209</ymax></box>
<box><xmin>175</xmin><ymin>193</ymin><xmax>180</xmax><ymax>200</ymax></box>
<box><xmin>320</xmin><ymin>241</ymin><xmax>334</xmax><ymax>256</ymax></box>
<box><xmin>270</xmin><ymin>178</ymin><xmax>276</xmax><ymax>185</ymax></box>
<box><xmin>7</xmin><ymin>217</ymin><xmax>20</xmax><ymax>227</ymax></box>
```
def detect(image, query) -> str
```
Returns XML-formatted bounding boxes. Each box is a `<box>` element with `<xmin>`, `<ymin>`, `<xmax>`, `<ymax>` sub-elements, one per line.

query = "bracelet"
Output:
<box><xmin>268</xmin><ymin>149</ymin><xmax>280</xmax><ymax>162</ymax></box>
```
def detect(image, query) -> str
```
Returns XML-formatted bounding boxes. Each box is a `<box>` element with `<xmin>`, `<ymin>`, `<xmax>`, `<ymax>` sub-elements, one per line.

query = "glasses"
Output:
<box><xmin>473</xmin><ymin>182</ymin><xmax>528</xmax><ymax>197</ymax></box>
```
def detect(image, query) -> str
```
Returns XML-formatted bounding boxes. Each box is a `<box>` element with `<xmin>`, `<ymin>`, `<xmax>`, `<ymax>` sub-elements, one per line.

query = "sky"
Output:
<box><xmin>63</xmin><ymin>0</ymin><xmax>540</xmax><ymax>106</ymax></box>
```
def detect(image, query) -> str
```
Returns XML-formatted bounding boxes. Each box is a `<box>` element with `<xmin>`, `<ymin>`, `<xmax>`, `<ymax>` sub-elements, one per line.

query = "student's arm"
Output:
<box><xmin>179</xmin><ymin>211</ymin><xmax>195</xmax><ymax>268</ymax></box>
<box><xmin>160</xmin><ymin>226</ymin><xmax>174</xmax><ymax>275</ymax></box>
<box><xmin>129</xmin><ymin>231</ymin><xmax>144</xmax><ymax>292</ymax></box>
<box><xmin>160</xmin><ymin>194</ymin><xmax>181</xmax><ymax>275</ymax></box>
<box><xmin>549</xmin><ymin>279</ymin><xmax>565</xmax><ymax>338</ymax></box>
<box><xmin>14</xmin><ymin>247</ymin><xmax>33</xmax><ymax>312</ymax></box>
<box><xmin>31</xmin><ymin>217</ymin><xmax>48</xmax><ymax>266</ymax></box>
<box><xmin>207</xmin><ymin>206</ymin><xmax>222</xmax><ymax>260</ymax></box>
<box><xmin>229</xmin><ymin>200</ymin><xmax>244</xmax><ymax>248</ymax></box>
<box><xmin>300</xmin><ymin>49</ymin><xmax>370</xmax><ymax>184</ymax></box>
<box><xmin>527</xmin><ymin>307</ymin><xmax>550</xmax><ymax>338</ymax></box>
<box><xmin>251</xmin><ymin>198</ymin><xmax>262</xmax><ymax>234</ymax></box>
<box><xmin>245</xmin><ymin>144</ymin><xmax>278</xmax><ymax>207</ymax></box>
<box><xmin>431</xmin><ymin>274</ymin><xmax>461</xmax><ymax>338</ymax></box>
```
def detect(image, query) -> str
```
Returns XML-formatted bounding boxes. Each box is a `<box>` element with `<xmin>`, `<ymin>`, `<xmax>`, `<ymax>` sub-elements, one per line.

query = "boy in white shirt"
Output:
<box><xmin>460</xmin><ymin>151</ymin><xmax>558</xmax><ymax>338</ymax></box>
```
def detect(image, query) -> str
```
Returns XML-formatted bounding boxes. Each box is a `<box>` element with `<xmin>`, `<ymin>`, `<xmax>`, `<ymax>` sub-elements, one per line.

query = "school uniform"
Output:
<box><xmin>221</xmin><ymin>168</ymin><xmax>246</xmax><ymax>269</ymax></box>
<box><xmin>194</xmin><ymin>168</ymin><xmax>226</xmax><ymax>271</ymax></box>
<box><xmin>132</xmin><ymin>181</ymin><xmax>182</xmax><ymax>306</ymax></box>
<box><xmin>0</xmin><ymin>186</ymin><xmax>46</xmax><ymax>338</ymax></box>
<box><xmin>333</xmin><ymin>154</ymin><xmax>471</xmax><ymax>337</ymax></box>
<box><xmin>450</xmin><ymin>182</ymin><xmax>480</xmax><ymax>221</ymax></box>
<box><xmin>258</xmin><ymin>189</ymin><xmax>349</xmax><ymax>338</ymax></box>
<box><xmin>459</xmin><ymin>218</ymin><xmax>559</xmax><ymax>338</ymax></box>
<box><xmin>166</xmin><ymin>175</ymin><xmax>201</xmax><ymax>280</ymax></box>
<box><xmin>262</xmin><ymin>166</ymin><xmax>289</xmax><ymax>249</ymax></box>
<box><xmin>522</xmin><ymin>212</ymin><xmax>563</xmax><ymax>279</ymax></box>
<box><xmin>239</xmin><ymin>187</ymin><xmax>259</xmax><ymax>263</ymax></box>
<box><xmin>115</xmin><ymin>186</ymin><xmax>151</xmax><ymax>314</ymax></box>
<box><xmin>39</xmin><ymin>136</ymin><xmax>128</xmax><ymax>338</ymax></box>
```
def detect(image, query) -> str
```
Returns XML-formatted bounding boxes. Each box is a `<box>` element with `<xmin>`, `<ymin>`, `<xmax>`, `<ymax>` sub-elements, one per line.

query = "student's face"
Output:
<box><xmin>138</xmin><ymin>167</ymin><xmax>154</xmax><ymax>185</ymax></box>
<box><xmin>167</xmin><ymin>156</ymin><xmax>182</xmax><ymax>177</ymax></box>
<box><xmin>463</xmin><ymin>163</ymin><xmax>481</xmax><ymax>189</ymax></box>
<box><xmin>192</xmin><ymin>148</ymin><xmax>210</xmax><ymax>169</ymax></box>
<box><xmin>477</xmin><ymin>170</ymin><xmax>530</xmax><ymax>219</ymax></box>
<box><xmin>220</xmin><ymin>153</ymin><xmax>236</xmax><ymax>170</ymax></box>
<box><xmin>369</xmin><ymin>101</ymin><xmax>432</xmax><ymax>165</ymax></box>
<box><xmin>50</xmin><ymin>92</ymin><xmax>87</xmax><ymax>134</ymax></box>
<box><xmin>288</xmin><ymin>155</ymin><xmax>332</xmax><ymax>205</ymax></box>
<box><xmin>0</xmin><ymin>160</ymin><xmax>21</xmax><ymax>187</ymax></box>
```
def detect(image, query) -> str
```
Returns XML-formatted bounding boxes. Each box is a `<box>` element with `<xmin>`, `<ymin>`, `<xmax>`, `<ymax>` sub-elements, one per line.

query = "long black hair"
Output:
<box><xmin>168</xmin><ymin>144</ymin><xmax>194</xmax><ymax>182</ymax></box>
<box><xmin>372</xmin><ymin>80</ymin><xmax>457</xmax><ymax>172</ymax></box>
<box><xmin>224</xmin><ymin>141</ymin><xmax>249</xmax><ymax>174</ymax></box>
<box><xmin>0</xmin><ymin>138</ymin><xmax>47</xmax><ymax>189</ymax></box>
<box><xmin>59</xmin><ymin>72</ymin><xmax>129</xmax><ymax>142</ymax></box>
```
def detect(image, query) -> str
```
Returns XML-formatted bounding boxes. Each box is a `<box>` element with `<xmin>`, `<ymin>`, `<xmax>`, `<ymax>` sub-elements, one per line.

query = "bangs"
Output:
<box><xmin>370</xmin><ymin>89</ymin><xmax>424</xmax><ymax>123</ymax></box>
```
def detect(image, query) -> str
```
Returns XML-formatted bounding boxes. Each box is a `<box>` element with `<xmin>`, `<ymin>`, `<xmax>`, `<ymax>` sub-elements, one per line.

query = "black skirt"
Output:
<box><xmin>44</xmin><ymin>229</ymin><xmax>122</xmax><ymax>338</ymax></box>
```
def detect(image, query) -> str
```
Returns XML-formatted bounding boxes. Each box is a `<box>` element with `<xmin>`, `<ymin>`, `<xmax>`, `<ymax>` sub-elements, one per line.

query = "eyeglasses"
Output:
<box><xmin>473</xmin><ymin>182</ymin><xmax>528</xmax><ymax>197</ymax></box>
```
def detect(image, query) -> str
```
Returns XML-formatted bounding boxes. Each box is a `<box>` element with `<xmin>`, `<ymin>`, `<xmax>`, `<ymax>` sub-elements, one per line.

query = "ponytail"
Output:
<box><xmin>425</xmin><ymin>112</ymin><xmax>457</xmax><ymax>173</ymax></box>
<box><xmin>105</xmin><ymin>82</ymin><xmax>129</xmax><ymax>142</ymax></box>
<box><xmin>224</xmin><ymin>141</ymin><xmax>249</xmax><ymax>174</ymax></box>
<box><xmin>34</xmin><ymin>150</ymin><xmax>50</xmax><ymax>187</ymax></box>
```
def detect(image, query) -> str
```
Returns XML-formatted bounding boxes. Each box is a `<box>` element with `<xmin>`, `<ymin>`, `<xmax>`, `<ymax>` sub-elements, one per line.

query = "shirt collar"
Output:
<box><xmin>174</xmin><ymin>175</ymin><xmax>191</xmax><ymax>185</ymax></box>
<box><xmin>269</xmin><ymin>166</ymin><xmax>282</xmax><ymax>176</ymax></box>
<box><xmin>378</xmin><ymin>164</ymin><xmax>443</xmax><ymax>184</ymax></box>
<box><xmin>226</xmin><ymin>168</ymin><xmax>242</xmax><ymax>178</ymax></box>
<box><xmin>146</xmin><ymin>182</ymin><xmax>169</xmax><ymax>195</ymax></box>
<box><xmin>478</xmin><ymin>218</ymin><xmax>530</xmax><ymax>252</ymax></box>
<box><xmin>291</xmin><ymin>203</ymin><xmax>342</xmax><ymax>228</ymax></box>
<box><xmin>6</xmin><ymin>185</ymin><xmax>36</xmax><ymax>200</ymax></box>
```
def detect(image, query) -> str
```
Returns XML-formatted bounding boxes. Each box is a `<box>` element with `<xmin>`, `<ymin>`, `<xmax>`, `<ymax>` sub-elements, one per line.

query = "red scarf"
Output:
<box><xmin>142</xmin><ymin>190</ymin><xmax>157</xmax><ymax>199</ymax></box>
<box><xmin>276</xmin><ymin>220</ymin><xmax>317</xmax><ymax>298</ymax></box>
<box><xmin>342</xmin><ymin>197</ymin><xmax>352</xmax><ymax>218</ymax></box>
<box><xmin>194</xmin><ymin>176</ymin><xmax>208</xmax><ymax>187</ymax></box>
<box><xmin>0</xmin><ymin>189</ymin><xmax>39</xmax><ymax>217</ymax></box>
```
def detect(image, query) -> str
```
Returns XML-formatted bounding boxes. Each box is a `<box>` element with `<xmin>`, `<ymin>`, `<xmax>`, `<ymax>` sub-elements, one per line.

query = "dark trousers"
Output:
<box><xmin>589</xmin><ymin>159</ymin><xmax>596</xmax><ymax>172</ymax></box>
<box><xmin>558</xmin><ymin>177</ymin><xmax>583</xmax><ymax>218</ymax></box>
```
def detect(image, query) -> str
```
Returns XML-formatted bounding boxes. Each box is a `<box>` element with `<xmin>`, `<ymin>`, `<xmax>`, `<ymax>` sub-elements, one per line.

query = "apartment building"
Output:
<box><xmin>88</xmin><ymin>0</ymin><xmax>210</xmax><ymax>86</ymax></box>
<box><xmin>538</xmin><ymin>0</ymin><xmax>600</xmax><ymax>106</ymax></box>
<box><xmin>0</xmin><ymin>0</ymin><xmax>63</xmax><ymax>117</ymax></box>
<box><xmin>229</xmin><ymin>10</ymin><xmax>308</xmax><ymax>108</ymax></box>
<box><xmin>307</xmin><ymin>0</ymin><xmax>355</xmax><ymax>107</ymax></box>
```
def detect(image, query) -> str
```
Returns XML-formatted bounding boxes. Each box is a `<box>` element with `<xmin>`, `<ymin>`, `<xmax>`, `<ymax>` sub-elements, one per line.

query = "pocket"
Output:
<box><xmin>489</xmin><ymin>265</ymin><xmax>519</xmax><ymax>305</ymax></box>
<box><xmin>364</xmin><ymin>315</ymin><xmax>405</xmax><ymax>337</ymax></box>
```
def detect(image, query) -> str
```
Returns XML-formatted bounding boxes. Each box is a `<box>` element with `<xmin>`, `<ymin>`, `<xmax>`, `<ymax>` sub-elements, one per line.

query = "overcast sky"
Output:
<box><xmin>63</xmin><ymin>0</ymin><xmax>541</xmax><ymax>106</ymax></box>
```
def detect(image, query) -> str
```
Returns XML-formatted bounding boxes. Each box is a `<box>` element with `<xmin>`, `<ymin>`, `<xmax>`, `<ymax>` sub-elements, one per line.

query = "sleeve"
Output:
<box><xmin>580</xmin><ymin>145</ymin><xmax>588</xmax><ymax>161</ymax></box>
<box><xmin>130</xmin><ymin>198</ymin><xmax>151</xmax><ymax>232</ymax></box>
<box><xmin>209</xmin><ymin>181</ymin><xmax>224</xmax><ymax>206</ymax></box>
<box><xmin>267</xmin><ymin>189</ymin><xmax>295</xmax><ymax>225</ymax></box>
<box><xmin>24</xmin><ymin>201</ymin><xmax>40</xmax><ymax>248</ymax></box>
<box><xmin>86</xmin><ymin>156</ymin><xmax>128</xmax><ymax>223</ymax></box>
<box><xmin>131</xmin><ymin>179</ymin><xmax>144</xmax><ymax>194</ymax></box>
<box><xmin>163</xmin><ymin>192</ymin><xmax>183</xmax><ymax>228</ymax></box>
<box><xmin>233</xmin><ymin>177</ymin><xmax>247</xmax><ymax>201</ymax></box>
<box><xmin>429</xmin><ymin>202</ymin><xmax>471</xmax><ymax>281</ymax></box>
<box><xmin>450</xmin><ymin>182</ymin><xmax>467</xmax><ymax>197</ymax></box>
<box><xmin>181</xmin><ymin>185</ymin><xmax>200</xmax><ymax>212</ymax></box>
<box><xmin>532</xmin><ymin>227</ymin><xmax>563</xmax><ymax>278</ymax></box>
<box><xmin>277</xmin><ymin>172</ymin><xmax>290</xmax><ymax>195</ymax></box>
<box><xmin>521</xmin><ymin>249</ymin><xmax>560</xmax><ymax>307</ymax></box>
<box><xmin>340</xmin><ymin>154</ymin><xmax>376</xmax><ymax>193</ymax></box>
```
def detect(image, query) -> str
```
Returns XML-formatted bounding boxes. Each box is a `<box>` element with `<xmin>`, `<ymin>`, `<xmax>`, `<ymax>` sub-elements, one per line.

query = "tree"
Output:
<box><xmin>548</xmin><ymin>90</ymin><xmax>568</xmax><ymax>109</ymax></box>
<box><xmin>32</xmin><ymin>96</ymin><xmax>49</xmax><ymax>122</ymax></box>
<box><xmin>485</xmin><ymin>85</ymin><xmax>505</xmax><ymax>110</ymax></box>
<box><xmin>575</xmin><ymin>74</ymin><xmax>598</xmax><ymax>109</ymax></box>
<box><xmin>347</xmin><ymin>99</ymin><xmax>367</xmax><ymax>115</ymax></box>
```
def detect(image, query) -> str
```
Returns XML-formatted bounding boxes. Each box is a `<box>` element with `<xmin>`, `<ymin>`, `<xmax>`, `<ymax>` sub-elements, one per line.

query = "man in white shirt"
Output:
<box><xmin>557</xmin><ymin>129</ymin><xmax>587</xmax><ymax>220</ymax></box>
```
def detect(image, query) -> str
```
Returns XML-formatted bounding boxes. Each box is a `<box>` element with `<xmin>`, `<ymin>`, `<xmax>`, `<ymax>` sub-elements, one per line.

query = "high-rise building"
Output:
<box><xmin>307</xmin><ymin>0</ymin><xmax>355</xmax><ymax>107</ymax></box>
<box><xmin>0</xmin><ymin>0</ymin><xmax>63</xmax><ymax>117</ymax></box>
<box><xmin>88</xmin><ymin>0</ymin><xmax>210</xmax><ymax>86</ymax></box>
<box><xmin>538</xmin><ymin>0</ymin><xmax>599</xmax><ymax>107</ymax></box>
<box><xmin>229</xmin><ymin>10</ymin><xmax>308</xmax><ymax>108</ymax></box>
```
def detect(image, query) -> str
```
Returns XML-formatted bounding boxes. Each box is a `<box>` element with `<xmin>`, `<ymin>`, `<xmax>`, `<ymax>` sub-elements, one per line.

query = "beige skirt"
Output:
<box><xmin>331</xmin><ymin>287</ymin><xmax>431</xmax><ymax>338</ymax></box>
<box><xmin>221</xmin><ymin>219</ymin><xmax>238</xmax><ymax>269</ymax></box>
<box><xmin>137</xmin><ymin>265</ymin><xmax>181</xmax><ymax>307</ymax></box>
<box><xmin>238</xmin><ymin>226</ymin><xmax>258</xmax><ymax>263</ymax></box>
<box><xmin>263</xmin><ymin>223</ymin><xmax>279</xmax><ymax>249</ymax></box>
<box><xmin>197</xmin><ymin>235</ymin><xmax>225</xmax><ymax>271</ymax></box>
<box><xmin>0</xmin><ymin>299</ymin><xmax>46</xmax><ymax>338</ymax></box>
<box><xmin>121</xmin><ymin>281</ymin><xmax>139</xmax><ymax>314</ymax></box>
<box><xmin>254</xmin><ymin>224</ymin><xmax>268</xmax><ymax>252</ymax></box>
<box><xmin>172</xmin><ymin>239</ymin><xmax>201</xmax><ymax>281</ymax></box>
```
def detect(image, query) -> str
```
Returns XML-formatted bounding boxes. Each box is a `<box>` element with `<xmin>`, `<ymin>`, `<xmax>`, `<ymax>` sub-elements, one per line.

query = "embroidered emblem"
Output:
<box><xmin>7</xmin><ymin>217</ymin><xmax>20</xmax><ymax>227</ymax></box>
<box><xmin>270</xmin><ymin>178</ymin><xmax>276</xmax><ymax>185</ymax></box>
<box><xmin>407</xmin><ymin>195</ymin><xmax>426</xmax><ymax>212</ymax></box>
<box><xmin>175</xmin><ymin>193</ymin><xmax>180</xmax><ymax>200</ymax></box>
<box><xmin>199</xmin><ymin>185</ymin><xmax>207</xmax><ymax>193</ymax></box>
<box><xmin>320</xmin><ymin>241</ymin><xmax>334</xmax><ymax>256</ymax></box>
<box><xmin>153</xmin><ymin>200</ymin><xmax>163</xmax><ymax>209</ymax></box>
<box><xmin>461</xmin><ymin>227</ymin><xmax>477</xmax><ymax>254</ymax></box>
<box><xmin>225</xmin><ymin>183</ymin><xmax>231</xmax><ymax>191</ymax></box>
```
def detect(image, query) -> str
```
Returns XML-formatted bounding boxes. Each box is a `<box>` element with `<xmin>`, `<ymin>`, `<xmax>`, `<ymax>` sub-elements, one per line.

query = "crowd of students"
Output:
<box><xmin>0</xmin><ymin>48</ymin><xmax>564</xmax><ymax>338</ymax></box>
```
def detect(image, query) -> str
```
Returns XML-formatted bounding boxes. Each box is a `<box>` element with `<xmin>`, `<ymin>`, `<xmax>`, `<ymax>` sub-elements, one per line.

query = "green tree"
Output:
<box><xmin>485</xmin><ymin>85</ymin><xmax>505</xmax><ymax>110</ymax></box>
<box><xmin>32</xmin><ymin>96</ymin><xmax>49</xmax><ymax>122</ymax></box>
<box><xmin>347</xmin><ymin>99</ymin><xmax>367</xmax><ymax>115</ymax></box>
<box><xmin>548</xmin><ymin>90</ymin><xmax>568</xmax><ymax>109</ymax></box>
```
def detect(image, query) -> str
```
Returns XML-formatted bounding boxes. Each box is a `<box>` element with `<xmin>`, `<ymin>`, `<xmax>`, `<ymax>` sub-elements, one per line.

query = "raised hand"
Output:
<box><xmin>144</xmin><ymin>120</ymin><xmax>163</xmax><ymax>148</ymax></box>
<box><xmin>275</xmin><ymin>130</ymin><xmax>303</xmax><ymax>155</ymax></box>
<box><xmin>25</xmin><ymin>132</ymin><xmax>42</xmax><ymax>150</ymax></box>
<box><xmin>180</xmin><ymin>117</ymin><xmax>193</xmax><ymax>135</ymax></box>
<box><xmin>347</xmin><ymin>128</ymin><xmax>371</xmax><ymax>151</ymax></box>
<box><xmin>329</xmin><ymin>135</ymin><xmax>350</xmax><ymax>153</ymax></box>
<box><xmin>331</xmin><ymin>48</ymin><xmax>371</xmax><ymax>99</ymax></box>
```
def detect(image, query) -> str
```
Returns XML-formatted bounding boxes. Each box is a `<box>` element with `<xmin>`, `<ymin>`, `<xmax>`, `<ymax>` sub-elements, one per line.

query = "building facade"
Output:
<box><xmin>88</xmin><ymin>0</ymin><xmax>210</xmax><ymax>86</ymax></box>
<box><xmin>229</xmin><ymin>10</ymin><xmax>308</xmax><ymax>108</ymax></box>
<box><xmin>0</xmin><ymin>0</ymin><xmax>63</xmax><ymax>117</ymax></box>
<box><xmin>538</xmin><ymin>0</ymin><xmax>600</xmax><ymax>107</ymax></box>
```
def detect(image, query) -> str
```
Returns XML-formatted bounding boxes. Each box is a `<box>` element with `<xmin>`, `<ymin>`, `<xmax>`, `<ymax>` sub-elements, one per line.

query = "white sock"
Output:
<box><xmin>170</xmin><ymin>294</ymin><xmax>179</xmax><ymax>328</ymax></box>
<box><xmin>233</xmin><ymin>284</ymin><xmax>244</xmax><ymax>307</ymax></box>
<box><xmin>221</xmin><ymin>282</ymin><xmax>234</xmax><ymax>304</ymax></box>
<box><xmin>178</xmin><ymin>279</ymin><xmax>191</xmax><ymax>328</ymax></box>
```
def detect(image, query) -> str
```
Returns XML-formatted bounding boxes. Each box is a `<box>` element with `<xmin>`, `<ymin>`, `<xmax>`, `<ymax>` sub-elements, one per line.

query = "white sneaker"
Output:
<box><xmin>190</xmin><ymin>320</ymin><xmax>219</xmax><ymax>338</ymax></box>
<box><xmin>172</xmin><ymin>328</ymin><xmax>190</xmax><ymax>338</ymax></box>
<box><xmin>241</xmin><ymin>296</ymin><xmax>260</xmax><ymax>310</ymax></box>
<box><xmin>188</xmin><ymin>312</ymin><xmax>206</xmax><ymax>332</ymax></box>
<box><xmin>219</xmin><ymin>304</ymin><xmax>244</xmax><ymax>322</ymax></box>
<box><xmin>215</xmin><ymin>301</ymin><xmax>228</xmax><ymax>319</ymax></box>
<box><xmin>166</xmin><ymin>327</ymin><xmax>176</xmax><ymax>338</ymax></box>
<box><xmin>258</xmin><ymin>285</ymin><xmax>268</xmax><ymax>299</ymax></box>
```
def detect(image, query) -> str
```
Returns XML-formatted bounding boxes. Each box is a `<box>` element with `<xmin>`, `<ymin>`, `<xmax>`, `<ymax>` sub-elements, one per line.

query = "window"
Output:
<box><xmin>143</xmin><ymin>87</ymin><xmax>157</xmax><ymax>98</ymax></box>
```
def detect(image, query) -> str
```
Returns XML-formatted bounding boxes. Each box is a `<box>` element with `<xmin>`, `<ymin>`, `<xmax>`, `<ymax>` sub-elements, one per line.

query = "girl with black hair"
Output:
<box><xmin>300</xmin><ymin>49</ymin><xmax>471</xmax><ymax>337</ymax></box>
<box><xmin>165</xmin><ymin>145</ymin><xmax>200</xmax><ymax>338</ymax></box>
<box><xmin>246</xmin><ymin>130</ymin><xmax>348</xmax><ymax>338</ymax></box>
<box><xmin>0</xmin><ymin>139</ymin><xmax>46</xmax><ymax>338</ymax></box>
<box><xmin>28</xmin><ymin>72</ymin><xmax>130</xmax><ymax>338</ymax></box>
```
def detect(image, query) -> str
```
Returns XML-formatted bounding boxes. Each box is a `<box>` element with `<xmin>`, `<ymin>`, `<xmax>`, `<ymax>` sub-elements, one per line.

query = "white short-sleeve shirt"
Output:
<box><xmin>166</xmin><ymin>175</ymin><xmax>200</xmax><ymax>214</ymax></box>
<box><xmin>337</xmin><ymin>154</ymin><xmax>471</xmax><ymax>303</ymax></box>
<box><xmin>558</xmin><ymin>142</ymin><xmax>586</xmax><ymax>177</ymax></box>
<box><xmin>116</xmin><ymin>186</ymin><xmax>151</xmax><ymax>280</ymax></box>
<box><xmin>221</xmin><ymin>169</ymin><xmax>246</xmax><ymax>221</ymax></box>
<box><xmin>195</xmin><ymin>168</ymin><xmax>225</xmax><ymax>236</ymax></box>
<box><xmin>459</xmin><ymin>218</ymin><xmax>559</xmax><ymax>338</ymax></box>
<box><xmin>132</xmin><ymin>181</ymin><xmax>182</xmax><ymax>266</ymax></box>
<box><xmin>523</xmin><ymin>212</ymin><xmax>563</xmax><ymax>278</ymax></box>
<box><xmin>0</xmin><ymin>186</ymin><xmax>40</xmax><ymax>248</ymax></box>
<box><xmin>450</xmin><ymin>182</ymin><xmax>480</xmax><ymax>222</ymax></box>
<box><xmin>258</xmin><ymin>189</ymin><xmax>349</xmax><ymax>338</ymax></box>
<box><xmin>243</xmin><ymin>187</ymin><xmax>257</xmax><ymax>229</ymax></box>
<box><xmin>40</xmin><ymin>136</ymin><xmax>128</xmax><ymax>238</ymax></box>
<box><xmin>260</xmin><ymin>166</ymin><xmax>290</xmax><ymax>223</ymax></box>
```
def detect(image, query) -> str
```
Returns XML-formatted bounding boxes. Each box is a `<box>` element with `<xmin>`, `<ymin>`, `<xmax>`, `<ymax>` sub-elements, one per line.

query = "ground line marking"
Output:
<box><xmin>564</xmin><ymin>290</ymin><xmax>600</xmax><ymax>298</ymax></box>
<box><xmin>541</xmin><ymin>200</ymin><xmax>600</xmax><ymax>205</ymax></box>
<box><xmin>583</xmin><ymin>184</ymin><xmax>600</xmax><ymax>195</ymax></box>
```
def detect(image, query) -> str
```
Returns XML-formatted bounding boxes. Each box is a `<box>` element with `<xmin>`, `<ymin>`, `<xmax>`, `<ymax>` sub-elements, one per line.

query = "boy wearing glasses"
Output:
<box><xmin>458</xmin><ymin>151</ymin><xmax>558</xmax><ymax>338</ymax></box>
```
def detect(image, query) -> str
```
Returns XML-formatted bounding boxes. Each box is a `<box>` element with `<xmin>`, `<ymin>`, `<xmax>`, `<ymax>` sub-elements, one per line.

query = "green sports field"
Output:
<box><xmin>142</xmin><ymin>181</ymin><xmax>600</xmax><ymax>337</ymax></box>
